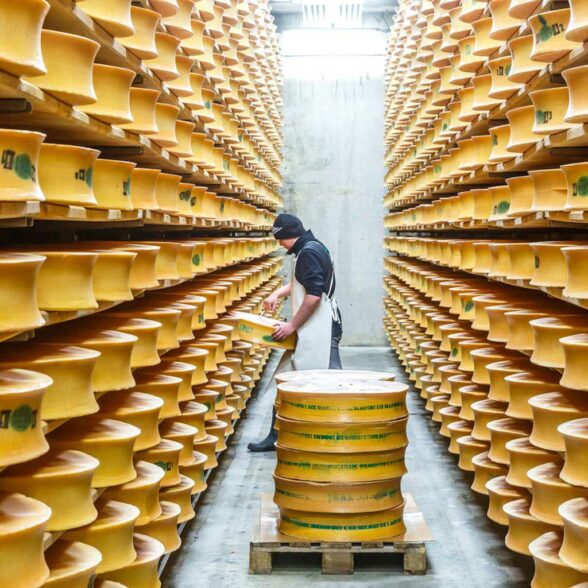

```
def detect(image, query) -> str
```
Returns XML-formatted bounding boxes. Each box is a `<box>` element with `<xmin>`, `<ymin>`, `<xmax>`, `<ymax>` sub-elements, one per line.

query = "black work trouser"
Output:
<box><xmin>329</xmin><ymin>332</ymin><xmax>343</xmax><ymax>369</ymax></box>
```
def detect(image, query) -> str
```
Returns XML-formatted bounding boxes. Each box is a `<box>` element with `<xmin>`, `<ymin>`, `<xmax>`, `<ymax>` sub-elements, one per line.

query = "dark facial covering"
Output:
<box><xmin>272</xmin><ymin>213</ymin><xmax>305</xmax><ymax>240</ymax></box>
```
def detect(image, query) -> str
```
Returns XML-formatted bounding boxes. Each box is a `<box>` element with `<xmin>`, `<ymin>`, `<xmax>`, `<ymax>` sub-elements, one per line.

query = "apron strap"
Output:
<box><xmin>298</xmin><ymin>241</ymin><xmax>340</xmax><ymax>324</ymax></box>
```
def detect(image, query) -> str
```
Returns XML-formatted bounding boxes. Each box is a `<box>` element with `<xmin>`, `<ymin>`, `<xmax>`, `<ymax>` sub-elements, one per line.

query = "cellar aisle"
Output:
<box><xmin>164</xmin><ymin>348</ymin><xmax>533</xmax><ymax>588</ymax></box>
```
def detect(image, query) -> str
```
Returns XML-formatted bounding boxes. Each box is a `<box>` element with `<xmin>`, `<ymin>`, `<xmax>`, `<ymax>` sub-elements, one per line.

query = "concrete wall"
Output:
<box><xmin>280</xmin><ymin>39</ymin><xmax>387</xmax><ymax>345</ymax></box>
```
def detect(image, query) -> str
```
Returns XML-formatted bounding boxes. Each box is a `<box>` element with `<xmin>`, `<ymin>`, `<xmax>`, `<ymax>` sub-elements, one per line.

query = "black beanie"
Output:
<box><xmin>272</xmin><ymin>213</ymin><xmax>305</xmax><ymax>239</ymax></box>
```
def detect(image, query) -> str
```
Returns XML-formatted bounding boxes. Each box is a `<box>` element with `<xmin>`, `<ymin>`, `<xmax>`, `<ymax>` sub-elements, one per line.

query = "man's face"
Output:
<box><xmin>278</xmin><ymin>238</ymin><xmax>297</xmax><ymax>251</ymax></box>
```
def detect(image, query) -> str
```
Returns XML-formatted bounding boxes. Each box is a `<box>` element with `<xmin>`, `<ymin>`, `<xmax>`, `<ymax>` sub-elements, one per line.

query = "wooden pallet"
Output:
<box><xmin>249</xmin><ymin>493</ymin><xmax>432</xmax><ymax>576</ymax></box>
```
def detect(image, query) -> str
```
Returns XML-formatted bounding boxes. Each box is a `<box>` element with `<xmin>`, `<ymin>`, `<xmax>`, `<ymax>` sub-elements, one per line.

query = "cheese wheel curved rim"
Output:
<box><xmin>278</xmin><ymin>503</ymin><xmax>406</xmax><ymax>541</ymax></box>
<box><xmin>275</xmin><ymin>369</ymin><xmax>396</xmax><ymax>384</ymax></box>
<box><xmin>275</xmin><ymin>445</ymin><xmax>407</xmax><ymax>482</ymax></box>
<box><xmin>273</xmin><ymin>474</ymin><xmax>404</xmax><ymax>513</ymax></box>
<box><xmin>277</xmin><ymin>383</ymin><xmax>408</xmax><ymax>423</ymax></box>
<box><xmin>276</xmin><ymin>415</ymin><xmax>409</xmax><ymax>453</ymax></box>
<box><xmin>43</xmin><ymin>539</ymin><xmax>103</xmax><ymax>586</ymax></box>
<box><xmin>0</xmin><ymin>448</ymin><xmax>100</xmax><ymax>531</ymax></box>
<box><xmin>503</xmin><ymin>497</ymin><xmax>558</xmax><ymax>556</ymax></box>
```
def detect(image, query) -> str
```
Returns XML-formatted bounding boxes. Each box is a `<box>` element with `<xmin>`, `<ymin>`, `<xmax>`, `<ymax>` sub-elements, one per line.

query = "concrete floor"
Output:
<box><xmin>164</xmin><ymin>347</ymin><xmax>534</xmax><ymax>588</ymax></box>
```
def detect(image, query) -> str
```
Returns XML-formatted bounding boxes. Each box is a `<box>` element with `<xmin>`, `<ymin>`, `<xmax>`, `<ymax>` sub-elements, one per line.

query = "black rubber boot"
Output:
<box><xmin>248</xmin><ymin>407</ymin><xmax>277</xmax><ymax>452</ymax></box>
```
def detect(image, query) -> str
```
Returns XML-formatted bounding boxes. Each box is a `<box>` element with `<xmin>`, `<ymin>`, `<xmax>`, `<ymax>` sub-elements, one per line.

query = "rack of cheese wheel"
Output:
<box><xmin>384</xmin><ymin>0</ymin><xmax>588</xmax><ymax>584</ymax></box>
<box><xmin>0</xmin><ymin>0</ymin><xmax>285</xmax><ymax>586</ymax></box>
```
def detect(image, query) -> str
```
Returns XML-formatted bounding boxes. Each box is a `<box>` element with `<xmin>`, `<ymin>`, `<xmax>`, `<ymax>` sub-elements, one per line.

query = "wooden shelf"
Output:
<box><xmin>387</xmin><ymin>250</ymin><xmax>588</xmax><ymax>313</ymax></box>
<box><xmin>386</xmin><ymin>209</ymin><xmax>588</xmax><ymax>233</ymax></box>
<box><xmin>0</xmin><ymin>199</ymin><xmax>273</xmax><ymax>231</ymax></box>
<box><xmin>0</xmin><ymin>251</ymin><xmax>279</xmax><ymax>344</ymax></box>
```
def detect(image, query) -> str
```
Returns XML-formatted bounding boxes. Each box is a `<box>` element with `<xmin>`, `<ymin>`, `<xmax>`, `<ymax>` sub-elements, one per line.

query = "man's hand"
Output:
<box><xmin>263</xmin><ymin>292</ymin><xmax>279</xmax><ymax>312</ymax></box>
<box><xmin>273</xmin><ymin>321</ymin><xmax>296</xmax><ymax>341</ymax></box>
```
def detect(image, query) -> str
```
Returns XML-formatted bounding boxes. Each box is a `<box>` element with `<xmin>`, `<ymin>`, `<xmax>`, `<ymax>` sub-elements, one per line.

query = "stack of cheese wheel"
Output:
<box><xmin>274</xmin><ymin>372</ymin><xmax>409</xmax><ymax>541</ymax></box>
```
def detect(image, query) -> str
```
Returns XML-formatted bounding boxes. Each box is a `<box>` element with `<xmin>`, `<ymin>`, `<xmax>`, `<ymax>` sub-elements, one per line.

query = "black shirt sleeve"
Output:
<box><xmin>295</xmin><ymin>248</ymin><xmax>327</xmax><ymax>297</ymax></box>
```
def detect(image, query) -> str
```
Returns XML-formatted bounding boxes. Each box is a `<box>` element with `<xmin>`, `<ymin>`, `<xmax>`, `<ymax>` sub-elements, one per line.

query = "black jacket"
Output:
<box><xmin>287</xmin><ymin>230</ymin><xmax>342</xmax><ymax>337</ymax></box>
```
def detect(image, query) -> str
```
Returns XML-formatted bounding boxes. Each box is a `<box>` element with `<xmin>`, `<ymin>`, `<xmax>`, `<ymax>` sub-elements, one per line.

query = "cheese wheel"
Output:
<box><xmin>273</xmin><ymin>475</ymin><xmax>403</xmax><ymax>513</ymax></box>
<box><xmin>159</xmin><ymin>475</ymin><xmax>196</xmax><ymax>523</ymax></box>
<box><xmin>277</xmin><ymin>380</ymin><xmax>408</xmax><ymax>423</ymax></box>
<box><xmin>44</xmin><ymin>540</ymin><xmax>102</xmax><ymax>588</ymax></box>
<box><xmin>278</xmin><ymin>503</ymin><xmax>406</xmax><ymax>541</ymax></box>
<box><xmin>174</xmin><ymin>400</ymin><xmax>207</xmax><ymax>440</ymax></box>
<box><xmin>276</xmin><ymin>416</ymin><xmax>408</xmax><ymax>453</ymax></box>
<box><xmin>506</xmin><ymin>437</ymin><xmax>563</xmax><ymax>489</ymax></box>
<box><xmin>148</xmin><ymin>361</ymin><xmax>195</xmax><ymax>402</ymax></box>
<box><xmin>179</xmin><ymin>451</ymin><xmax>208</xmax><ymax>492</ymax></box>
<box><xmin>275</xmin><ymin>445</ymin><xmax>406</xmax><ymax>482</ymax></box>
<box><xmin>205</xmin><ymin>419</ymin><xmax>228</xmax><ymax>451</ymax></box>
<box><xmin>102</xmin><ymin>461</ymin><xmax>164</xmax><ymax>526</ymax></box>
<box><xmin>0</xmin><ymin>368</ymin><xmax>51</xmax><ymax>466</ymax></box>
<box><xmin>232</xmin><ymin>311</ymin><xmax>296</xmax><ymax>350</ymax></box>
<box><xmin>134</xmin><ymin>439</ymin><xmax>183</xmax><ymax>488</ymax></box>
<box><xmin>63</xmin><ymin>499</ymin><xmax>139</xmax><ymax>574</ymax></box>
<box><xmin>0</xmin><ymin>341</ymin><xmax>100</xmax><ymax>420</ymax></box>
<box><xmin>164</xmin><ymin>347</ymin><xmax>208</xmax><ymax>385</ymax></box>
<box><xmin>136</xmin><ymin>501</ymin><xmax>181</xmax><ymax>554</ymax></box>
<box><xmin>559</xmin><ymin>498</ymin><xmax>588</xmax><ymax>573</ymax></box>
<box><xmin>0</xmin><ymin>449</ymin><xmax>99</xmax><ymax>531</ymax></box>
<box><xmin>559</xmin><ymin>419</ymin><xmax>588</xmax><ymax>488</ymax></box>
<box><xmin>529</xmin><ymin>462</ymin><xmax>588</xmax><ymax>525</ymax></box>
<box><xmin>193</xmin><ymin>434</ymin><xmax>218</xmax><ymax>469</ymax></box>
<box><xmin>98</xmin><ymin>391</ymin><xmax>163</xmax><ymax>451</ymax></box>
<box><xmin>471</xmin><ymin>452</ymin><xmax>507</xmax><ymax>495</ymax></box>
<box><xmin>48</xmin><ymin>417</ymin><xmax>140</xmax><ymax>488</ymax></box>
<box><xmin>160</xmin><ymin>421</ymin><xmax>197</xmax><ymax>466</ymax></box>
<box><xmin>530</xmin><ymin>531</ymin><xmax>588</xmax><ymax>588</ymax></box>
<box><xmin>97</xmin><ymin>533</ymin><xmax>164</xmax><ymax>588</ymax></box>
<box><xmin>131</xmin><ymin>373</ymin><xmax>182</xmax><ymax>419</ymax></box>
<box><xmin>486</xmin><ymin>476</ymin><xmax>530</xmax><ymax>525</ymax></box>
<box><xmin>0</xmin><ymin>493</ymin><xmax>51</xmax><ymax>587</ymax></box>
<box><xmin>504</xmin><ymin>498</ymin><xmax>559</xmax><ymax>556</ymax></box>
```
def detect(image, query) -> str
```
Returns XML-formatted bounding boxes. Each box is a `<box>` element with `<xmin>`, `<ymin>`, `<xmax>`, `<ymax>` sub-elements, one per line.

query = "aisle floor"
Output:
<box><xmin>164</xmin><ymin>347</ymin><xmax>534</xmax><ymax>588</ymax></box>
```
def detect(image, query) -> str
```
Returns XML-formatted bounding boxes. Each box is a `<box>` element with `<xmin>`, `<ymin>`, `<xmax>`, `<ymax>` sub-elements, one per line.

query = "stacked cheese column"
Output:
<box><xmin>272</xmin><ymin>374</ymin><xmax>410</xmax><ymax>541</ymax></box>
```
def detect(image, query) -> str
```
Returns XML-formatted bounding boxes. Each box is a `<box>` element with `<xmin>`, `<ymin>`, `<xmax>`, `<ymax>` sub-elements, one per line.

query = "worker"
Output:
<box><xmin>248</xmin><ymin>212</ymin><xmax>343</xmax><ymax>452</ymax></box>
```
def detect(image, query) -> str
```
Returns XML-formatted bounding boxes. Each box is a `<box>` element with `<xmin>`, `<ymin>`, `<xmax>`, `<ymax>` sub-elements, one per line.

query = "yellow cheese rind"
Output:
<box><xmin>278</xmin><ymin>381</ymin><xmax>408</xmax><ymax>423</ymax></box>
<box><xmin>232</xmin><ymin>311</ymin><xmax>297</xmax><ymax>350</ymax></box>
<box><xmin>276</xmin><ymin>416</ymin><xmax>409</xmax><ymax>453</ymax></box>
<box><xmin>275</xmin><ymin>445</ymin><xmax>407</xmax><ymax>482</ymax></box>
<box><xmin>278</xmin><ymin>503</ymin><xmax>406</xmax><ymax>541</ymax></box>
<box><xmin>273</xmin><ymin>475</ymin><xmax>404</xmax><ymax>513</ymax></box>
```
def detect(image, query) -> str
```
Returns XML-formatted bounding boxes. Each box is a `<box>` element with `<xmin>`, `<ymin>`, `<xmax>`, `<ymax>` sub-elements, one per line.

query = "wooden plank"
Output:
<box><xmin>249</xmin><ymin>547</ymin><xmax>273</xmax><ymax>574</ymax></box>
<box><xmin>322</xmin><ymin>550</ymin><xmax>354</xmax><ymax>575</ymax></box>
<box><xmin>404</xmin><ymin>545</ymin><xmax>427</xmax><ymax>575</ymax></box>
